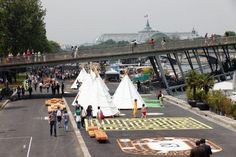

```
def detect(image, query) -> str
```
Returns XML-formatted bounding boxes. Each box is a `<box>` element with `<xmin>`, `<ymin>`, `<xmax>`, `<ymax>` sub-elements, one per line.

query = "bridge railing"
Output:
<box><xmin>1</xmin><ymin>36</ymin><xmax>236</xmax><ymax>66</ymax></box>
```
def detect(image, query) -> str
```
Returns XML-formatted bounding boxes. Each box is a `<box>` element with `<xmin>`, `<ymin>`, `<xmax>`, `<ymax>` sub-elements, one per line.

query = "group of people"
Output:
<box><xmin>190</xmin><ymin>138</ymin><xmax>212</xmax><ymax>157</ymax></box>
<box><xmin>133</xmin><ymin>99</ymin><xmax>147</xmax><ymax>118</ymax></box>
<box><xmin>48</xmin><ymin>107</ymin><xmax>70</xmax><ymax>137</ymax></box>
<box><xmin>6</xmin><ymin>49</ymin><xmax>42</xmax><ymax>63</ymax></box>
<box><xmin>73</xmin><ymin>101</ymin><xmax>93</xmax><ymax>129</ymax></box>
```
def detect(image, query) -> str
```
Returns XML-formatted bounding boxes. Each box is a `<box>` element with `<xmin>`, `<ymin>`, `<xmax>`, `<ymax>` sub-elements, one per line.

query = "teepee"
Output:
<box><xmin>72</xmin><ymin>72</ymin><xmax>119</xmax><ymax>117</ymax></box>
<box><xmin>71</xmin><ymin>68</ymin><xmax>89</xmax><ymax>89</ymax></box>
<box><xmin>112</xmin><ymin>75</ymin><xmax>144</xmax><ymax>109</ymax></box>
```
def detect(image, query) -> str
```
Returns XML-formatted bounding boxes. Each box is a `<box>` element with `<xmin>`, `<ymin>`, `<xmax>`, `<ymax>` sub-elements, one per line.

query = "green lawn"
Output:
<box><xmin>143</xmin><ymin>98</ymin><xmax>163</xmax><ymax>108</ymax></box>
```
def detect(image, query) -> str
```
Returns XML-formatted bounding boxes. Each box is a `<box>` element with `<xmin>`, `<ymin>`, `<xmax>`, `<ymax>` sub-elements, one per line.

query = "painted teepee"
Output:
<box><xmin>112</xmin><ymin>75</ymin><xmax>144</xmax><ymax>109</ymax></box>
<box><xmin>73</xmin><ymin>71</ymin><xmax>119</xmax><ymax>117</ymax></box>
<box><xmin>71</xmin><ymin>68</ymin><xmax>88</xmax><ymax>89</ymax></box>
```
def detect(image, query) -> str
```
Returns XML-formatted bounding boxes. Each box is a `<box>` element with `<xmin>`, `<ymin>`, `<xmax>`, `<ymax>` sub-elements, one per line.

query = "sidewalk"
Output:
<box><xmin>164</xmin><ymin>95</ymin><xmax>236</xmax><ymax>132</ymax></box>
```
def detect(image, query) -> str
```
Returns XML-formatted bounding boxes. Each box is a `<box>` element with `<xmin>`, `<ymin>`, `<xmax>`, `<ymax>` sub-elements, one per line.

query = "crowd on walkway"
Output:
<box><xmin>15</xmin><ymin>67</ymin><xmax>79</xmax><ymax>99</ymax></box>
<box><xmin>6</xmin><ymin>49</ymin><xmax>43</xmax><ymax>63</ymax></box>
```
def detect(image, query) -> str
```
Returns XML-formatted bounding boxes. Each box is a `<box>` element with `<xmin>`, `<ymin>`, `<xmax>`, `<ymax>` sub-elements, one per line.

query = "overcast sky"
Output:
<box><xmin>41</xmin><ymin>0</ymin><xmax>236</xmax><ymax>45</ymax></box>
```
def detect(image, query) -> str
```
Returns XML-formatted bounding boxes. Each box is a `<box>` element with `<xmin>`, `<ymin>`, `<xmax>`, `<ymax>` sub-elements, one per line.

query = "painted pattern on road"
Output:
<box><xmin>86</xmin><ymin>117</ymin><xmax>212</xmax><ymax>131</ymax></box>
<box><xmin>117</xmin><ymin>137</ymin><xmax>222</xmax><ymax>156</ymax></box>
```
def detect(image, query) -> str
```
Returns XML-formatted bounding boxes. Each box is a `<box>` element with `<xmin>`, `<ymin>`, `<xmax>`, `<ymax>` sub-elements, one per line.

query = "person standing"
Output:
<box><xmin>141</xmin><ymin>104</ymin><xmax>147</xmax><ymax>118</ymax></box>
<box><xmin>21</xmin><ymin>86</ymin><xmax>25</xmax><ymax>97</ymax></box>
<box><xmin>200</xmin><ymin>138</ymin><xmax>212</xmax><ymax>157</ymax></box>
<box><xmin>56</xmin><ymin>82</ymin><xmax>60</xmax><ymax>95</ymax></box>
<box><xmin>137</xmin><ymin>80</ymin><xmax>141</xmax><ymax>92</ymax></box>
<box><xmin>39</xmin><ymin>82</ymin><xmax>43</xmax><ymax>93</ymax></box>
<box><xmin>49</xmin><ymin>111</ymin><xmax>57</xmax><ymax>137</ymax></box>
<box><xmin>133</xmin><ymin>99</ymin><xmax>138</xmax><ymax>118</ymax></box>
<box><xmin>56</xmin><ymin>107</ymin><xmax>62</xmax><ymax>128</ymax></box>
<box><xmin>63</xmin><ymin>110</ymin><xmax>69</xmax><ymax>132</ymax></box>
<box><xmin>190</xmin><ymin>140</ymin><xmax>207</xmax><ymax>157</ymax></box>
<box><xmin>61</xmin><ymin>82</ymin><xmax>64</xmax><ymax>95</ymax></box>
<box><xmin>28</xmin><ymin>85</ymin><xmax>32</xmax><ymax>98</ymax></box>
<box><xmin>17</xmin><ymin>86</ymin><xmax>21</xmax><ymax>99</ymax></box>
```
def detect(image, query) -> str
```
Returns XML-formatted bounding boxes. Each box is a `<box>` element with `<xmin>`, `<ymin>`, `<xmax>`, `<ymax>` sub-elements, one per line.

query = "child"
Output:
<box><xmin>141</xmin><ymin>104</ymin><xmax>147</xmax><ymax>118</ymax></box>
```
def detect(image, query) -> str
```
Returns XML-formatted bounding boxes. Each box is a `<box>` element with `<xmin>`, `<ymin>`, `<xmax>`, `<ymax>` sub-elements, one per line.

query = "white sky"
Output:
<box><xmin>41</xmin><ymin>0</ymin><xmax>236</xmax><ymax>45</ymax></box>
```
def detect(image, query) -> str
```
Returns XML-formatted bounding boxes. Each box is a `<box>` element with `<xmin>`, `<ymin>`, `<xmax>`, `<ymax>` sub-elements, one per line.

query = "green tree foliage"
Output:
<box><xmin>0</xmin><ymin>0</ymin><xmax>49</xmax><ymax>56</ymax></box>
<box><xmin>47</xmin><ymin>40</ymin><xmax>62</xmax><ymax>53</ymax></box>
<box><xmin>224</xmin><ymin>31</ymin><xmax>236</xmax><ymax>37</ymax></box>
<box><xmin>185</xmin><ymin>70</ymin><xmax>201</xmax><ymax>100</ymax></box>
<box><xmin>79</xmin><ymin>39</ymin><xmax>129</xmax><ymax>49</ymax></box>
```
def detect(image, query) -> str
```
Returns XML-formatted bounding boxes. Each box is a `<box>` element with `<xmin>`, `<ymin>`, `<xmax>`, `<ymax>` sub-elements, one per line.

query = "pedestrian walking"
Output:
<box><xmin>161</xmin><ymin>37</ymin><xmax>166</xmax><ymax>48</ymax></box>
<box><xmin>86</xmin><ymin>105</ymin><xmax>93</xmax><ymax>126</ymax></box>
<box><xmin>75</xmin><ymin>107</ymin><xmax>81</xmax><ymax>129</ymax></box>
<box><xmin>141</xmin><ymin>104</ymin><xmax>147</xmax><ymax>118</ymax></box>
<box><xmin>133</xmin><ymin>99</ymin><xmax>138</xmax><ymax>118</ymax></box>
<box><xmin>63</xmin><ymin>110</ymin><xmax>69</xmax><ymax>132</ymax></box>
<box><xmin>149</xmin><ymin>38</ymin><xmax>155</xmax><ymax>48</ymax></box>
<box><xmin>200</xmin><ymin>138</ymin><xmax>212</xmax><ymax>157</ymax></box>
<box><xmin>81</xmin><ymin>106</ymin><xmax>86</xmax><ymax>128</ymax></box>
<box><xmin>56</xmin><ymin>107</ymin><xmax>62</xmax><ymax>128</ymax></box>
<box><xmin>190</xmin><ymin>140</ymin><xmax>207</xmax><ymax>157</ymax></box>
<box><xmin>49</xmin><ymin>111</ymin><xmax>57</xmax><ymax>137</ymax></box>
<box><xmin>157</xmin><ymin>90</ymin><xmax>164</xmax><ymax>106</ymax></box>
<box><xmin>97</xmin><ymin>106</ymin><xmax>104</xmax><ymax>127</ymax></box>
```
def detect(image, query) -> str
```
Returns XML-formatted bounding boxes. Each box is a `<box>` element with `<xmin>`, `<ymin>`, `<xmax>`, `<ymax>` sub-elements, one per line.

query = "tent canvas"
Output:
<box><xmin>112</xmin><ymin>75</ymin><xmax>144</xmax><ymax>109</ymax></box>
<box><xmin>73</xmin><ymin>74</ymin><xmax>119</xmax><ymax>117</ymax></box>
<box><xmin>233</xmin><ymin>71</ymin><xmax>236</xmax><ymax>91</ymax></box>
<box><xmin>71</xmin><ymin>68</ymin><xmax>88</xmax><ymax>89</ymax></box>
<box><xmin>213</xmin><ymin>81</ymin><xmax>233</xmax><ymax>91</ymax></box>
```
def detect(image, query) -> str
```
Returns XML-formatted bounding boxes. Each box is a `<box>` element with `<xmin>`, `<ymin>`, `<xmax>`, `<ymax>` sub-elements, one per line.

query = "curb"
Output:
<box><xmin>63</xmin><ymin>97</ymin><xmax>91</xmax><ymax>157</ymax></box>
<box><xmin>0</xmin><ymin>99</ymin><xmax>10</xmax><ymax>110</ymax></box>
<box><xmin>164</xmin><ymin>95</ymin><xmax>236</xmax><ymax>133</ymax></box>
<box><xmin>0</xmin><ymin>90</ymin><xmax>17</xmax><ymax>110</ymax></box>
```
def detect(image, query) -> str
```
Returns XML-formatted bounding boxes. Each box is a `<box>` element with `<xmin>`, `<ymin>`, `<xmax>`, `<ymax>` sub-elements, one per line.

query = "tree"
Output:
<box><xmin>0</xmin><ymin>0</ymin><xmax>49</xmax><ymax>56</ymax></box>
<box><xmin>47</xmin><ymin>40</ymin><xmax>62</xmax><ymax>53</ymax></box>
<box><xmin>224</xmin><ymin>31</ymin><xmax>236</xmax><ymax>37</ymax></box>
<box><xmin>185</xmin><ymin>70</ymin><xmax>201</xmax><ymax>100</ymax></box>
<box><xmin>199</xmin><ymin>73</ymin><xmax>214</xmax><ymax>94</ymax></box>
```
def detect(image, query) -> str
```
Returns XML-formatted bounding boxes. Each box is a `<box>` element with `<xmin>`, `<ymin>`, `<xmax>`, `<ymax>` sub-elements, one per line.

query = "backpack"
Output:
<box><xmin>75</xmin><ymin>108</ymin><xmax>81</xmax><ymax>116</ymax></box>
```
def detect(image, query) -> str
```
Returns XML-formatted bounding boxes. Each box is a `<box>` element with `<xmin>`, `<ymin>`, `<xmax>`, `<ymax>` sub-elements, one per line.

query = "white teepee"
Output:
<box><xmin>112</xmin><ymin>75</ymin><xmax>144</xmax><ymax>109</ymax></box>
<box><xmin>71</xmin><ymin>68</ymin><xmax>88</xmax><ymax>89</ymax></box>
<box><xmin>73</xmin><ymin>73</ymin><xmax>119</xmax><ymax>117</ymax></box>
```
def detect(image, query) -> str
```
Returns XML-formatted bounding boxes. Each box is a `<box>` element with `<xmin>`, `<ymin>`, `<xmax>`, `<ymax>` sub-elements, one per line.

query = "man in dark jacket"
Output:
<box><xmin>49</xmin><ymin>111</ymin><xmax>57</xmax><ymax>137</ymax></box>
<box><xmin>200</xmin><ymin>138</ymin><xmax>212</xmax><ymax>157</ymax></box>
<box><xmin>190</xmin><ymin>140</ymin><xmax>207</xmax><ymax>157</ymax></box>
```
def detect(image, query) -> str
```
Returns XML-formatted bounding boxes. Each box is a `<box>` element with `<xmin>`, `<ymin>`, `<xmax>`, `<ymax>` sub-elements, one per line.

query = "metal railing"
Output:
<box><xmin>1</xmin><ymin>36</ymin><xmax>236</xmax><ymax>66</ymax></box>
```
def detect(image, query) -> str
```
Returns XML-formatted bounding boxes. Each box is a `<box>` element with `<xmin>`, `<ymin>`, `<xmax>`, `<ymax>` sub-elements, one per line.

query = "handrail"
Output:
<box><xmin>0</xmin><ymin>36</ymin><xmax>236</xmax><ymax>66</ymax></box>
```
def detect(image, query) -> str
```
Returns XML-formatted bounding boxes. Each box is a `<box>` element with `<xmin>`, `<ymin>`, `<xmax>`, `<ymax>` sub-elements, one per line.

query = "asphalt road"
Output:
<box><xmin>1</xmin><ymin>80</ymin><xmax>236</xmax><ymax>157</ymax></box>
<box><xmin>0</xmin><ymin>99</ymin><xmax>81</xmax><ymax>157</ymax></box>
<box><xmin>66</xmin><ymin>96</ymin><xmax>236</xmax><ymax>157</ymax></box>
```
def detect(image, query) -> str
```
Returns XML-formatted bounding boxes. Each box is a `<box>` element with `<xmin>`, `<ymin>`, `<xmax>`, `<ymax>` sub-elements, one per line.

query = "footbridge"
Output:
<box><xmin>1</xmin><ymin>36</ymin><xmax>236</xmax><ymax>94</ymax></box>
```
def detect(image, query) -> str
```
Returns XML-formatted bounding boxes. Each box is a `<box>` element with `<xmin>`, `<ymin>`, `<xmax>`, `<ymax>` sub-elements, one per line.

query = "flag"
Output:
<box><xmin>144</xmin><ymin>14</ymin><xmax>148</xmax><ymax>18</ymax></box>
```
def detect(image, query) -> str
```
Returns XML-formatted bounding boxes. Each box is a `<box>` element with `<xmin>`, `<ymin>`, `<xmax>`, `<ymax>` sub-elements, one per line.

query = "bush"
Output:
<box><xmin>186</xmin><ymin>87</ymin><xmax>194</xmax><ymax>100</ymax></box>
<box><xmin>233</xmin><ymin>109</ymin><xmax>236</xmax><ymax>120</ymax></box>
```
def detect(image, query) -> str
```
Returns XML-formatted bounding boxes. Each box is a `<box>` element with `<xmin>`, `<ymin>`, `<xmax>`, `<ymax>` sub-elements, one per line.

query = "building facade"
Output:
<box><xmin>95</xmin><ymin>20</ymin><xmax>199</xmax><ymax>44</ymax></box>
